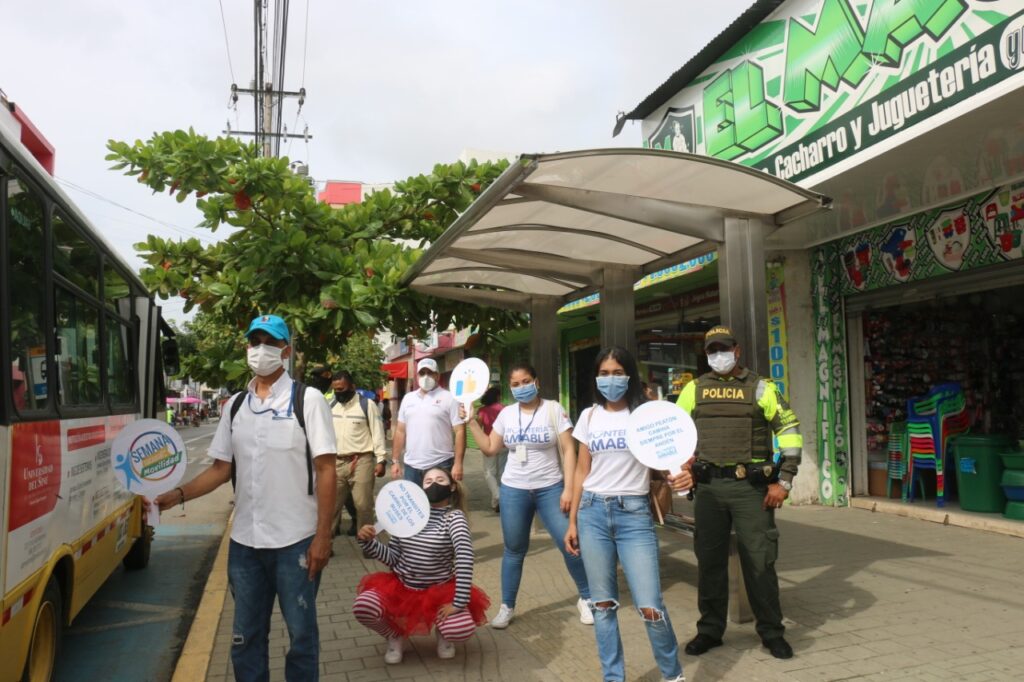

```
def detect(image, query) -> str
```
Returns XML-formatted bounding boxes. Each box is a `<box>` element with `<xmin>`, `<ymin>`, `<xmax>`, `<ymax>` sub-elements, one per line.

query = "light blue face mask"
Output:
<box><xmin>596</xmin><ymin>375</ymin><xmax>630</xmax><ymax>402</ymax></box>
<box><xmin>511</xmin><ymin>382</ymin><xmax>538</xmax><ymax>403</ymax></box>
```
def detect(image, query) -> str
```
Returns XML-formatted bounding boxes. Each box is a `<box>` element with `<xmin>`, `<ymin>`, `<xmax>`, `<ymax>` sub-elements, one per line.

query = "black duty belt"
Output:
<box><xmin>695</xmin><ymin>460</ymin><xmax>776</xmax><ymax>482</ymax></box>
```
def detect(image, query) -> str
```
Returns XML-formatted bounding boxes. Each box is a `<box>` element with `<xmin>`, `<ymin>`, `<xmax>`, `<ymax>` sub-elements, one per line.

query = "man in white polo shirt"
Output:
<box><xmin>155</xmin><ymin>314</ymin><xmax>336</xmax><ymax>682</ymax></box>
<box><xmin>390</xmin><ymin>358</ymin><xmax>466</xmax><ymax>485</ymax></box>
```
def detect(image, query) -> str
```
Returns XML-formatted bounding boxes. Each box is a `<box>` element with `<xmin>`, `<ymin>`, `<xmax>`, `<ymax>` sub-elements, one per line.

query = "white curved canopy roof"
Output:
<box><xmin>404</xmin><ymin>148</ymin><xmax>830</xmax><ymax>311</ymax></box>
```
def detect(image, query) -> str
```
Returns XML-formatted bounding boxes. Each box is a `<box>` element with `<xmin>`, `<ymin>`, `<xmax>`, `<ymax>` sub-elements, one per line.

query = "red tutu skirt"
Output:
<box><xmin>357</xmin><ymin>572</ymin><xmax>491</xmax><ymax>637</ymax></box>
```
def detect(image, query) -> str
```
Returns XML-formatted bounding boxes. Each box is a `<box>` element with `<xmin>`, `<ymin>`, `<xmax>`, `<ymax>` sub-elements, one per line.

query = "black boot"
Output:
<box><xmin>762</xmin><ymin>637</ymin><xmax>793</xmax><ymax>659</ymax></box>
<box><xmin>684</xmin><ymin>634</ymin><xmax>723</xmax><ymax>656</ymax></box>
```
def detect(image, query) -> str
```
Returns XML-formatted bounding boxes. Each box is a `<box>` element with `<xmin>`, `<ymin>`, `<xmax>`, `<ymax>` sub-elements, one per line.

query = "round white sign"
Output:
<box><xmin>449</xmin><ymin>357</ymin><xmax>490</xmax><ymax>406</ymax></box>
<box><xmin>374</xmin><ymin>480</ymin><xmax>431</xmax><ymax>538</ymax></box>
<box><xmin>110</xmin><ymin>419</ymin><xmax>187</xmax><ymax>497</ymax></box>
<box><xmin>625</xmin><ymin>400</ymin><xmax>697</xmax><ymax>472</ymax></box>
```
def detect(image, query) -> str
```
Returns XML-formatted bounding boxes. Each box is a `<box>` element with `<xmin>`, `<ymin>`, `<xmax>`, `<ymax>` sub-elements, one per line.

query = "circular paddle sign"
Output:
<box><xmin>449</xmin><ymin>357</ymin><xmax>490</xmax><ymax>405</ymax></box>
<box><xmin>625</xmin><ymin>400</ymin><xmax>697</xmax><ymax>472</ymax></box>
<box><xmin>374</xmin><ymin>480</ymin><xmax>431</xmax><ymax>538</ymax></box>
<box><xmin>110</xmin><ymin>419</ymin><xmax>187</xmax><ymax>497</ymax></box>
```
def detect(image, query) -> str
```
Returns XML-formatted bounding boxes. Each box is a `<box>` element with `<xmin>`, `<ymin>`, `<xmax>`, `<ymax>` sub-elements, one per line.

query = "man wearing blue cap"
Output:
<box><xmin>154</xmin><ymin>314</ymin><xmax>337</xmax><ymax>682</ymax></box>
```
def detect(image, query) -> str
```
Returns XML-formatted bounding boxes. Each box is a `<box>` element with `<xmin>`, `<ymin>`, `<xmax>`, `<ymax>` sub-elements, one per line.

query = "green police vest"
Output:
<box><xmin>692</xmin><ymin>370</ymin><xmax>773</xmax><ymax>465</ymax></box>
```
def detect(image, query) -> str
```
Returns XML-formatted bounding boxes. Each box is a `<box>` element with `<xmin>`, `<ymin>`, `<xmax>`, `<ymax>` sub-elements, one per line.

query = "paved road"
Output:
<box><xmin>55</xmin><ymin>421</ymin><xmax>233</xmax><ymax>682</ymax></box>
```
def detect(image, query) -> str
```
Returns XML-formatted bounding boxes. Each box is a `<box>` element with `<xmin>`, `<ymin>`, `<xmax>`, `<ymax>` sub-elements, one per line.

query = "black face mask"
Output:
<box><xmin>424</xmin><ymin>482</ymin><xmax>453</xmax><ymax>504</ymax></box>
<box><xmin>311</xmin><ymin>375</ymin><xmax>332</xmax><ymax>393</ymax></box>
<box><xmin>336</xmin><ymin>389</ymin><xmax>356</xmax><ymax>403</ymax></box>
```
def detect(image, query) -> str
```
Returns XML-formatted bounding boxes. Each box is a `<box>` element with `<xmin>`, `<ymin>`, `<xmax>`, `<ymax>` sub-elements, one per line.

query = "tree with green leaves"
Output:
<box><xmin>106</xmin><ymin>130</ymin><xmax>522</xmax><ymax>381</ymax></box>
<box><xmin>322</xmin><ymin>332</ymin><xmax>387</xmax><ymax>392</ymax></box>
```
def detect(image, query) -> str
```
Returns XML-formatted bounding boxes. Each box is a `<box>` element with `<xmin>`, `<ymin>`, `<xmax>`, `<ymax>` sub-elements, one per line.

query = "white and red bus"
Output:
<box><xmin>0</xmin><ymin>94</ymin><xmax>176</xmax><ymax>681</ymax></box>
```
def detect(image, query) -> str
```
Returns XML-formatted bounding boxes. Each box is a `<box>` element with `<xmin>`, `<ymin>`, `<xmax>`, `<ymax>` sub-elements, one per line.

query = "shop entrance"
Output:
<box><xmin>849</xmin><ymin>275</ymin><xmax>1024</xmax><ymax>508</ymax></box>
<box><xmin>570</xmin><ymin>344</ymin><xmax>599</xmax><ymax>421</ymax></box>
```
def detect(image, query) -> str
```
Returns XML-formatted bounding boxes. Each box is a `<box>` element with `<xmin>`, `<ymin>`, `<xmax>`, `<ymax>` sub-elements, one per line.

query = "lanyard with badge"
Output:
<box><xmin>247</xmin><ymin>381</ymin><xmax>297</xmax><ymax>420</ymax></box>
<box><xmin>513</xmin><ymin>403</ymin><xmax>540</xmax><ymax>463</ymax></box>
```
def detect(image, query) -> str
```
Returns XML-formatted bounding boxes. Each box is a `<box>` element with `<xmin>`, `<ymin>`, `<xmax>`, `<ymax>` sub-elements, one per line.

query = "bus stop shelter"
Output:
<box><xmin>402</xmin><ymin>148</ymin><xmax>830</xmax><ymax>398</ymax></box>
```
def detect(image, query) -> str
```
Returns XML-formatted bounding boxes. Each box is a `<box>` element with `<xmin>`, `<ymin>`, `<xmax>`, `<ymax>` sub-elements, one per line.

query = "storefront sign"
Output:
<box><xmin>373</xmin><ymin>480</ymin><xmax>430</xmax><ymax>537</ymax></box>
<box><xmin>832</xmin><ymin>179</ymin><xmax>1024</xmax><ymax>295</ymax></box>
<box><xmin>644</xmin><ymin>1</ymin><xmax>1024</xmax><ymax>184</ymax></box>
<box><xmin>559</xmin><ymin>253</ymin><xmax>718</xmax><ymax>314</ymax></box>
<box><xmin>766</xmin><ymin>263</ymin><xmax>791</xmax><ymax>402</ymax></box>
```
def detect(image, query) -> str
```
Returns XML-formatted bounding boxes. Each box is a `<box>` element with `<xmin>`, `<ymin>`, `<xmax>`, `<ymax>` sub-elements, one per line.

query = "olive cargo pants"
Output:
<box><xmin>693</xmin><ymin>477</ymin><xmax>784</xmax><ymax>641</ymax></box>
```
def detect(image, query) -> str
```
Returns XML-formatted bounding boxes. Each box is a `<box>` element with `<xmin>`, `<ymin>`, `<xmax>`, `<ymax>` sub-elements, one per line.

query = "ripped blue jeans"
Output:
<box><xmin>227</xmin><ymin>535</ymin><xmax>321</xmax><ymax>682</ymax></box>
<box><xmin>577</xmin><ymin>491</ymin><xmax>682</xmax><ymax>682</ymax></box>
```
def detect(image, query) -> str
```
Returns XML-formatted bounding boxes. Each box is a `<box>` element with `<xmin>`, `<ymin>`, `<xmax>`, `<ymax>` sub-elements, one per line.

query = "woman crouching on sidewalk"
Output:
<box><xmin>353</xmin><ymin>467</ymin><xmax>490</xmax><ymax>664</ymax></box>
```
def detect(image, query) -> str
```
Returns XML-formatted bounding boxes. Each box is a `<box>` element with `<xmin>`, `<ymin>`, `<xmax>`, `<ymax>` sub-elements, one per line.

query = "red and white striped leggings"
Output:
<box><xmin>353</xmin><ymin>590</ymin><xmax>477</xmax><ymax>642</ymax></box>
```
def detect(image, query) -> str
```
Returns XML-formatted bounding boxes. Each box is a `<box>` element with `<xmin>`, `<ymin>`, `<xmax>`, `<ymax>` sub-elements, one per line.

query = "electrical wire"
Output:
<box><xmin>218</xmin><ymin>0</ymin><xmax>237</xmax><ymax>84</ymax></box>
<box><xmin>55</xmin><ymin>178</ymin><xmax>216</xmax><ymax>245</ymax></box>
<box><xmin>300</xmin><ymin>0</ymin><xmax>310</xmax><ymax>88</ymax></box>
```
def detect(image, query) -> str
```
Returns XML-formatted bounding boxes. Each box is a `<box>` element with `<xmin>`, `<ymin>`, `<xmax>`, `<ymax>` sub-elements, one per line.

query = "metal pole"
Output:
<box><xmin>599</xmin><ymin>267</ymin><xmax>639</xmax><ymax>355</ymax></box>
<box><xmin>717</xmin><ymin>217</ymin><xmax>769</xmax><ymax>376</ymax></box>
<box><xmin>529</xmin><ymin>297</ymin><xmax>562</xmax><ymax>401</ymax></box>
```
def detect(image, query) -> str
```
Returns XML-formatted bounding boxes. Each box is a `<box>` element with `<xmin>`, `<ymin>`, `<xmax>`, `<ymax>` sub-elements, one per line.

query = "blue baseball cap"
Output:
<box><xmin>246</xmin><ymin>314</ymin><xmax>291</xmax><ymax>343</ymax></box>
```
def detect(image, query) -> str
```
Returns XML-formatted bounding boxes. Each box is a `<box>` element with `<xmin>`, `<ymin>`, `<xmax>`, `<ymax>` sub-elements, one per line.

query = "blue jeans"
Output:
<box><xmin>577</xmin><ymin>491</ymin><xmax>682</xmax><ymax>682</ymax></box>
<box><xmin>499</xmin><ymin>481</ymin><xmax>590</xmax><ymax>608</ymax></box>
<box><xmin>228</xmin><ymin>536</ymin><xmax>321</xmax><ymax>682</ymax></box>
<box><xmin>403</xmin><ymin>457</ymin><xmax>455</xmax><ymax>487</ymax></box>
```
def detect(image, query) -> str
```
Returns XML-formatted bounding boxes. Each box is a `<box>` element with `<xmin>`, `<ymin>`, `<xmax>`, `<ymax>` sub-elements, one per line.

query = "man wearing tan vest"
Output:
<box><xmin>330</xmin><ymin>370</ymin><xmax>386</xmax><ymax>534</ymax></box>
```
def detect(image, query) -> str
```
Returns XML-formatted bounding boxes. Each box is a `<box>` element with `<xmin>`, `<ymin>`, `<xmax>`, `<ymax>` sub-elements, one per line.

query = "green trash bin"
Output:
<box><xmin>951</xmin><ymin>435</ymin><xmax>1017</xmax><ymax>513</ymax></box>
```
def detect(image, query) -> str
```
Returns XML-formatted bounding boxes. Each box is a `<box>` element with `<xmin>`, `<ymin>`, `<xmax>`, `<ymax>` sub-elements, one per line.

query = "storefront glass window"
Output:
<box><xmin>638</xmin><ymin>315</ymin><xmax>719</xmax><ymax>401</ymax></box>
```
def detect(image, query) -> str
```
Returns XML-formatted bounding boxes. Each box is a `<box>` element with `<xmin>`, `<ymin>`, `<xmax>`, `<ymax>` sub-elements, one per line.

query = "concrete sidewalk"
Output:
<box><xmin>201</xmin><ymin>454</ymin><xmax>1024</xmax><ymax>681</ymax></box>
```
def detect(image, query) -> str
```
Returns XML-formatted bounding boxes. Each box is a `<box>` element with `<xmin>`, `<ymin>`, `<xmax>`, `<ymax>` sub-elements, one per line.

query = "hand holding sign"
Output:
<box><xmin>110</xmin><ymin>419</ymin><xmax>188</xmax><ymax>526</ymax></box>
<box><xmin>449</xmin><ymin>358</ymin><xmax>490</xmax><ymax>416</ymax></box>
<box><xmin>626</xmin><ymin>401</ymin><xmax>697</xmax><ymax>495</ymax></box>
<box><xmin>373</xmin><ymin>480</ymin><xmax>431</xmax><ymax>538</ymax></box>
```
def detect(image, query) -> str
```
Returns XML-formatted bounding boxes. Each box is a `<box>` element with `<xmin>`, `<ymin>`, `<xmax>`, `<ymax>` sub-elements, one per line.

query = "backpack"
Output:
<box><xmin>333</xmin><ymin>393</ymin><xmax>370</xmax><ymax>424</ymax></box>
<box><xmin>227</xmin><ymin>380</ymin><xmax>315</xmax><ymax>495</ymax></box>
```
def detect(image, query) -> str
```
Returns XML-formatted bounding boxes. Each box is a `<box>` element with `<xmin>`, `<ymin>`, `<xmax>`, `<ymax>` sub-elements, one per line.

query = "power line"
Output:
<box><xmin>218</xmin><ymin>0</ymin><xmax>237</xmax><ymax>84</ymax></box>
<box><xmin>55</xmin><ymin>178</ymin><xmax>216</xmax><ymax>245</ymax></box>
<box><xmin>300</xmin><ymin>0</ymin><xmax>310</xmax><ymax>88</ymax></box>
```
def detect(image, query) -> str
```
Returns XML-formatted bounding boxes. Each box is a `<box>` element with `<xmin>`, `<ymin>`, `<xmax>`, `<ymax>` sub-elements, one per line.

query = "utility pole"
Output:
<box><xmin>224</xmin><ymin>0</ymin><xmax>311</xmax><ymax>158</ymax></box>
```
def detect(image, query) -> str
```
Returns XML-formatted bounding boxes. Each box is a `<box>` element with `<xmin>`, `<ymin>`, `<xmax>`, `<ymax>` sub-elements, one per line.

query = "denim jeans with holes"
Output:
<box><xmin>227</xmin><ymin>535</ymin><xmax>321</xmax><ymax>682</ymax></box>
<box><xmin>577</xmin><ymin>491</ymin><xmax>682</xmax><ymax>682</ymax></box>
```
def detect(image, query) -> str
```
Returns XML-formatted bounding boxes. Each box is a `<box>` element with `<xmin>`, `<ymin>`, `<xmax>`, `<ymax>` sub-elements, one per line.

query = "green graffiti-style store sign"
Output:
<box><xmin>646</xmin><ymin>0</ymin><xmax>1024</xmax><ymax>183</ymax></box>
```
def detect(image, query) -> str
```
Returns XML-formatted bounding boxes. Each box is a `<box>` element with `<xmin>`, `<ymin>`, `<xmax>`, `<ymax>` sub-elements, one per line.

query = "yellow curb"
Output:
<box><xmin>172</xmin><ymin>511</ymin><xmax>233</xmax><ymax>682</ymax></box>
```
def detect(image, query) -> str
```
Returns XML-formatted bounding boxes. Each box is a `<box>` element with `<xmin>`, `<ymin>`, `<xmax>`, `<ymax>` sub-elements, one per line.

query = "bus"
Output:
<box><xmin>0</xmin><ymin>94</ymin><xmax>176</xmax><ymax>681</ymax></box>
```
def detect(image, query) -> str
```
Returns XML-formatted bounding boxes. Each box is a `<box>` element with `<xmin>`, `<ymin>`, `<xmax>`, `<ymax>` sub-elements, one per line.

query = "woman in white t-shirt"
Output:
<box><xmin>565</xmin><ymin>346</ymin><xmax>684</xmax><ymax>682</ymax></box>
<box><xmin>464</xmin><ymin>363</ymin><xmax>592</xmax><ymax>631</ymax></box>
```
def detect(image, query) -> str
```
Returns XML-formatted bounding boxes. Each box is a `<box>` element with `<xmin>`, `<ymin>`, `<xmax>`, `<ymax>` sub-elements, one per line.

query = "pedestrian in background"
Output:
<box><xmin>565</xmin><ymin>346</ymin><xmax>684</xmax><ymax>682</ymax></box>
<box><xmin>330</xmin><ymin>370</ymin><xmax>387</xmax><ymax>535</ymax></box>
<box><xmin>153</xmin><ymin>314</ymin><xmax>337</xmax><ymax>682</ymax></box>
<box><xmin>354</xmin><ymin>467</ymin><xmax>490</xmax><ymax>665</ymax></box>
<box><xmin>671</xmin><ymin>325</ymin><xmax>802</xmax><ymax>660</ymax></box>
<box><xmin>464</xmin><ymin>363</ymin><xmax>592</xmax><ymax>630</ymax></box>
<box><xmin>391</xmin><ymin>358</ymin><xmax>466</xmax><ymax>485</ymax></box>
<box><xmin>477</xmin><ymin>385</ymin><xmax>508</xmax><ymax>512</ymax></box>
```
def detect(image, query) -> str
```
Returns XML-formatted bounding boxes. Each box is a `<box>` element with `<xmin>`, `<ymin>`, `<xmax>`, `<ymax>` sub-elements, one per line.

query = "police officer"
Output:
<box><xmin>669</xmin><ymin>325</ymin><xmax>802</xmax><ymax>660</ymax></box>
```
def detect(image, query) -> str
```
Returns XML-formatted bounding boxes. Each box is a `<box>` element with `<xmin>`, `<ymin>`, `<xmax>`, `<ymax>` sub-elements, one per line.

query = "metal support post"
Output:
<box><xmin>529</xmin><ymin>297</ymin><xmax>562</xmax><ymax>400</ymax></box>
<box><xmin>600</xmin><ymin>268</ymin><xmax>639</xmax><ymax>355</ymax></box>
<box><xmin>717</xmin><ymin>218</ymin><xmax>769</xmax><ymax>376</ymax></box>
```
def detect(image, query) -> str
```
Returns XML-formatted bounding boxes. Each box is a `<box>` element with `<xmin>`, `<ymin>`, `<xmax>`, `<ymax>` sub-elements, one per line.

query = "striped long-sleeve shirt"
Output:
<box><xmin>358</xmin><ymin>507</ymin><xmax>474</xmax><ymax>608</ymax></box>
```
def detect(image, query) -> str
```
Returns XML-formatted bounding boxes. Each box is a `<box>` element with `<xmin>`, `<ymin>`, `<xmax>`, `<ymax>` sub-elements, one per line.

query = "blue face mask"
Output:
<box><xmin>511</xmin><ymin>382</ymin><xmax>538</xmax><ymax>403</ymax></box>
<box><xmin>596</xmin><ymin>375</ymin><xmax>630</xmax><ymax>402</ymax></box>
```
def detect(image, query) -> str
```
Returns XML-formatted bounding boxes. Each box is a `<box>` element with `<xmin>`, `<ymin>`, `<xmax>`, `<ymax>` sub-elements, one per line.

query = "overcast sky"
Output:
<box><xmin>3</xmin><ymin>0</ymin><xmax>751</xmax><ymax>322</ymax></box>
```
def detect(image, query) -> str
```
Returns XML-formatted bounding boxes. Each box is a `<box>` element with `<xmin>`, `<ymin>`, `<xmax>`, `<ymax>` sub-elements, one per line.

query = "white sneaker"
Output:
<box><xmin>663</xmin><ymin>675</ymin><xmax>685</xmax><ymax>682</ymax></box>
<box><xmin>577</xmin><ymin>598</ymin><xmax>594</xmax><ymax>625</ymax></box>
<box><xmin>384</xmin><ymin>636</ymin><xmax>405</xmax><ymax>664</ymax></box>
<box><xmin>491</xmin><ymin>604</ymin><xmax>514</xmax><ymax>629</ymax></box>
<box><xmin>436</xmin><ymin>633</ymin><xmax>456</xmax><ymax>659</ymax></box>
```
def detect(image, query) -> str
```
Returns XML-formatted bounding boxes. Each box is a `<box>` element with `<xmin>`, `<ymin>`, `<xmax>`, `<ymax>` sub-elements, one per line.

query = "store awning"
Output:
<box><xmin>381</xmin><ymin>361</ymin><xmax>409</xmax><ymax>380</ymax></box>
<box><xmin>403</xmin><ymin>148</ymin><xmax>829</xmax><ymax>311</ymax></box>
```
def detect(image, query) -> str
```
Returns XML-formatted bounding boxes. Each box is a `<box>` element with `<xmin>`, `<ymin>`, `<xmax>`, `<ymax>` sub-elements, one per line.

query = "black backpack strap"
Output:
<box><xmin>292</xmin><ymin>381</ymin><xmax>314</xmax><ymax>495</ymax></box>
<box><xmin>358</xmin><ymin>395</ymin><xmax>369</xmax><ymax>424</ymax></box>
<box><xmin>227</xmin><ymin>392</ymin><xmax>245</xmax><ymax>491</ymax></box>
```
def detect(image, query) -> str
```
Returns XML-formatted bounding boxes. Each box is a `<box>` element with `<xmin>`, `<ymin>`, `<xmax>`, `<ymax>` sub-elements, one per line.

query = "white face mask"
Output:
<box><xmin>420</xmin><ymin>375</ymin><xmax>437</xmax><ymax>391</ymax></box>
<box><xmin>707</xmin><ymin>350</ymin><xmax>737</xmax><ymax>375</ymax></box>
<box><xmin>247</xmin><ymin>344</ymin><xmax>285</xmax><ymax>376</ymax></box>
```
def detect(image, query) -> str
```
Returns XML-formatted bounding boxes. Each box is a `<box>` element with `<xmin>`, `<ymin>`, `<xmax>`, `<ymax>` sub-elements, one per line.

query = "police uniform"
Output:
<box><xmin>676</xmin><ymin>326</ymin><xmax>802</xmax><ymax>658</ymax></box>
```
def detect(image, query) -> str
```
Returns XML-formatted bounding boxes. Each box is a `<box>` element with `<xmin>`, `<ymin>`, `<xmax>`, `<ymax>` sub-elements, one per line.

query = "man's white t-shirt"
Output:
<box><xmin>574</xmin><ymin>404</ymin><xmax>650</xmax><ymax>496</ymax></box>
<box><xmin>397</xmin><ymin>387</ymin><xmax>464</xmax><ymax>469</ymax></box>
<box><xmin>491</xmin><ymin>399</ymin><xmax>571</xmax><ymax>490</ymax></box>
<box><xmin>209</xmin><ymin>372</ymin><xmax>337</xmax><ymax>549</ymax></box>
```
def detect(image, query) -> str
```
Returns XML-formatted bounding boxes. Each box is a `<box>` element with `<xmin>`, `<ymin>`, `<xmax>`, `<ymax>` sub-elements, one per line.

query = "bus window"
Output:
<box><xmin>107</xmin><ymin>317</ymin><xmax>135</xmax><ymax>405</ymax></box>
<box><xmin>55</xmin><ymin>287</ymin><xmax>102</xmax><ymax>406</ymax></box>
<box><xmin>6</xmin><ymin>174</ymin><xmax>49</xmax><ymax>412</ymax></box>
<box><xmin>53</xmin><ymin>211</ymin><xmax>100</xmax><ymax>297</ymax></box>
<box><xmin>104</xmin><ymin>261</ymin><xmax>132</xmax><ymax>314</ymax></box>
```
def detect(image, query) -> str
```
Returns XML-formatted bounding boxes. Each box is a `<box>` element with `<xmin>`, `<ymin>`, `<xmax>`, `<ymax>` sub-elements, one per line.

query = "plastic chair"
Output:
<box><xmin>886</xmin><ymin>422</ymin><xmax>907</xmax><ymax>498</ymax></box>
<box><xmin>906</xmin><ymin>385</ymin><xmax>969</xmax><ymax>507</ymax></box>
